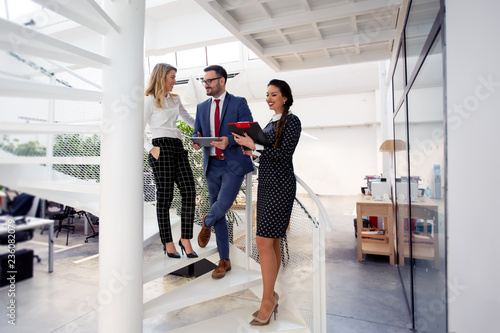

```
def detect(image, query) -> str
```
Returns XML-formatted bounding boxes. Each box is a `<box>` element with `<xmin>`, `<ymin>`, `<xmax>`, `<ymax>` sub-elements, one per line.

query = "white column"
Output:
<box><xmin>378</xmin><ymin>60</ymin><xmax>392</xmax><ymax>180</ymax></box>
<box><xmin>446</xmin><ymin>1</ymin><xmax>500</xmax><ymax>332</ymax></box>
<box><xmin>99</xmin><ymin>1</ymin><xmax>145</xmax><ymax>333</ymax></box>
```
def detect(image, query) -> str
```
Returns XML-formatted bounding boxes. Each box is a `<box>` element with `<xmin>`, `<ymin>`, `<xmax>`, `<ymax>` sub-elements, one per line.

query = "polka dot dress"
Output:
<box><xmin>256</xmin><ymin>113</ymin><xmax>301</xmax><ymax>239</ymax></box>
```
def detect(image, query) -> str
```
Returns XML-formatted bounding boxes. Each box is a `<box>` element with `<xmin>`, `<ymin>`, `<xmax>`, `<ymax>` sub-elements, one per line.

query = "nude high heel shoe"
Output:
<box><xmin>252</xmin><ymin>292</ymin><xmax>279</xmax><ymax>317</ymax></box>
<box><xmin>249</xmin><ymin>299</ymin><xmax>278</xmax><ymax>326</ymax></box>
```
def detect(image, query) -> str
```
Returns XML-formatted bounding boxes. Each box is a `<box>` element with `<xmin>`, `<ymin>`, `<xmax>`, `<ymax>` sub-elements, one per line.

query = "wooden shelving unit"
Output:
<box><xmin>356</xmin><ymin>198</ymin><xmax>395</xmax><ymax>264</ymax></box>
<box><xmin>397</xmin><ymin>199</ymin><xmax>439</xmax><ymax>269</ymax></box>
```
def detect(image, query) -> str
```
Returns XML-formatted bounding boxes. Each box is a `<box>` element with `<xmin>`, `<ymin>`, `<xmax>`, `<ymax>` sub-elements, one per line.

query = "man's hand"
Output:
<box><xmin>192</xmin><ymin>131</ymin><xmax>202</xmax><ymax>150</ymax></box>
<box><xmin>211</xmin><ymin>136</ymin><xmax>229</xmax><ymax>150</ymax></box>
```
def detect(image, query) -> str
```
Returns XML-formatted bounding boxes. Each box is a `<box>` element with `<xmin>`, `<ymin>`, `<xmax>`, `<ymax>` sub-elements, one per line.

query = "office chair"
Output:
<box><xmin>0</xmin><ymin>189</ymin><xmax>41</xmax><ymax>262</ymax></box>
<box><xmin>54</xmin><ymin>206</ymin><xmax>76</xmax><ymax>246</ymax></box>
<box><xmin>80</xmin><ymin>211</ymin><xmax>99</xmax><ymax>243</ymax></box>
<box><xmin>42</xmin><ymin>201</ymin><xmax>75</xmax><ymax>246</ymax></box>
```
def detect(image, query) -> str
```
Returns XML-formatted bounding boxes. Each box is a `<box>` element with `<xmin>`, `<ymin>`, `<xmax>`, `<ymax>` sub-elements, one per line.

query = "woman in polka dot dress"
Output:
<box><xmin>233</xmin><ymin>79</ymin><xmax>301</xmax><ymax>326</ymax></box>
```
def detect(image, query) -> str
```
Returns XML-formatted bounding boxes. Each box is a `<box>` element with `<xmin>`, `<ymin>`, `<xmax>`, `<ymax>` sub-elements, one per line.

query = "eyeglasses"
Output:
<box><xmin>201</xmin><ymin>77</ymin><xmax>221</xmax><ymax>85</ymax></box>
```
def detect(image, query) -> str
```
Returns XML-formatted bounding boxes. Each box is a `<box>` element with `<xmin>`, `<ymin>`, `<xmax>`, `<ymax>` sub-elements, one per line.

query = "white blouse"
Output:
<box><xmin>143</xmin><ymin>93</ymin><xmax>195</xmax><ymax>152</ymax></box>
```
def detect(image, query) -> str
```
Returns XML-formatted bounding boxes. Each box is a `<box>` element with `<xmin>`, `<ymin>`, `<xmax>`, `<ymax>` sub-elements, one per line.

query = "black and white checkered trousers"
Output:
<box><xmin>148</xmin><ymin>137</ymin><xmax>196</xmax><ymax>245</ymax></box>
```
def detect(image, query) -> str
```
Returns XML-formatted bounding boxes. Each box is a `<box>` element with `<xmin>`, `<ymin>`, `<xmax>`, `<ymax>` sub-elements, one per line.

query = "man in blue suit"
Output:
<box><xmin>192</xmin><ymin>65</ymin><xmax>254</xmax><ymax>278</ymax></box>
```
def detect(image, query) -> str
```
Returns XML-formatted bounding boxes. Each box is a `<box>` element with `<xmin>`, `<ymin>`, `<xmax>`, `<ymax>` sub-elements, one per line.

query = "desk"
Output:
<box><xmin>397</xmin><ymin>199</ymin><xmax>439</xmax><ymax>269</ymax></box>
<box><xmin>356</xmin><ymin>199</ymin><xmax>395</xmax><ymax>264</ymax></box>
<box><xmin>0</xmin><ymin>217</ymin><xmax>54</xmax><ymax>273</ymax></box>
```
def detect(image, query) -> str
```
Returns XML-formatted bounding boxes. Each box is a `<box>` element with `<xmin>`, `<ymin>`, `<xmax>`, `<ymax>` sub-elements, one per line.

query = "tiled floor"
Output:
<box><xmin>0</xmin><ymin>195</ymin><xmax>414</xmax><ymax>332</ymax></box>
<box><xmin>320</xmin><ymin>195</ymin><xmax>413</xmax><ymax>333</ymax></box>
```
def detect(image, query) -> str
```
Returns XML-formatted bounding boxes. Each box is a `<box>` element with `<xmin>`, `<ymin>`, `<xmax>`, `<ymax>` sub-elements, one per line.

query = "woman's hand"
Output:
<box><xmin>232</xmin><ymin>132</ymin><xmax>256</xmax><ymax>150</ymax></box>
<box><xmin>150</xmin><ymin>146</ymin><xmax>160</xmax><ymax>160</ymax></box>
<box><xmin>241</xmin><ymin>147</ymin><xmax>254</xmax><ymax>156</ymax></box>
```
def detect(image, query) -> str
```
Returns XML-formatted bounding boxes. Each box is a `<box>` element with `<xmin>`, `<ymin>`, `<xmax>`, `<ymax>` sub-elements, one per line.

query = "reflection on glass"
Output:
<box><xmin>405</xmin><ymin>0</ymin><xmax>441</xmax><ymax>78</ymax></box>
<box><xmin>393</xmin><ymin>45</ymin><xmax>405</xmax><ymax>108</ymax></box>
<box><xmin>408</xmin><ymin>33</ymin><xmax>445</xmax><ymax>332</ymax></box>
<box><xmin>393</xmin><ymin>102</ymin><xmax>411</xmax><ymax>308</ymax></box>
<box><xmin>177</xmin><ymin>47</ymin><xmax>207</xmax><ymax>69</ymax></box>
<box><xmin>148</xmin><ymin>53</ymin><xmax>177</xmax><ymax>73</ymax></box>
<box><xmin>248</xmin><ymin>48</ymin><xmax>259</xmax><ymax>60</ymax></box>
<box><xmin>207</xmin><ymin>42</ymin><xmax>240</xmax><ymax>64</ymax></box>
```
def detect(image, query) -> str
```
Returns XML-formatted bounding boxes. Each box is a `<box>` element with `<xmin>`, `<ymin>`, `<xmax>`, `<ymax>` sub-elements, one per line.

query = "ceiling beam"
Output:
<box><xmin>299</xmin><ymin>0</ymin><xmax>311</xmax><ymax>12</ymax></box>
<box><xmin>312</xmin><ymin>22</ymin><xmax>323</xmax><ymax>40</ymax></box>
<box><xmin>256</xmin><ymin>2</ymin><xmax>272</xmax><ymax>19</ymax></box>
<box><xmin>195</xmin><ymin>0</ymin><xmax>281</xmax><ymax>71</ymax></box>
<box><xmin>277</xmin><ymin>29</ymin><xmax>291</xmax><ymax>45</ymax></box>
<box><xmin>350</xmin><ymin>15</ymin><xmax>359</xmax><ymax>34</ymax></box>
<box><xmin>278</xmin><ymin>49</ymin><xmax>392</xmax><ymax>72</ymax></box>
<box><xmin>262</xmin><ymin>28</ymin><xmax>397</xmax><ymax>56</ymax></box>
<box><xmin>239</xmin><ymin>0</ymin><xmax>402</xmax><ymax>35</ymax></box>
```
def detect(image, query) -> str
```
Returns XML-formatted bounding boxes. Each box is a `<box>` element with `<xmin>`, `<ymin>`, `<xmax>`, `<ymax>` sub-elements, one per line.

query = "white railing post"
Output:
<box><xmin>245</xmin><ymin>172</ymin><xmax>253</xmax><ymax>269</ymax></box>
<box><xmin>295</xmin><ymin>174</ymin><xmax>330</xmax><ymax>333</ymax></box>
<box><xmin>319</xmin><ymin>220</ymin><xmax>327</xmax><ymax>333</ymax></box>
<box><xmin>313</xmin><ymin>222</ymin><xmax>327</xmax><ymax>333</ymax></box>
<box><xmin>313</xmin><ymin>226</ymin><xmax>320</xmax><ymax>331</ymax></box>
<box><xmin>99</xmin><ymin>1</ymin><xmax>145</xmax><ymax>333</ymax></box>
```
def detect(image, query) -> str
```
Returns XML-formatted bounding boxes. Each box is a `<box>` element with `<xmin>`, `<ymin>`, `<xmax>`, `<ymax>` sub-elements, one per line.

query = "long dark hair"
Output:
<box><xmin>268</xmin><ymin>79</ymin><xmax>294</xmax><ymax>148</ymax></box>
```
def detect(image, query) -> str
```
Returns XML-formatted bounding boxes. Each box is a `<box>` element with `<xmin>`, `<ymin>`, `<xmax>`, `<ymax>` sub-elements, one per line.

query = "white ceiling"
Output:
<box><xmin>2</xmin><ymin>0</ymin><xmax>422</xmax><ymax>96</ymax></box>
<box><xmin>7</xmin><ymin>0</ymin><xmax>408</xmax><ymax>74</ymax></box>
<box><xmin>193</xmin><ymin>0</ymin><xmax>403</xmax><ymax>72</ymax></box>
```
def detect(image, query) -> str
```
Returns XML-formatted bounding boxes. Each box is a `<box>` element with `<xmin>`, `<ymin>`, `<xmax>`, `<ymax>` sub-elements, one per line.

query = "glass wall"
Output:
<box><xmin>394</xmin><ymin>101</ymin><xmax>411</xmax><ymax>311</ymax></box>
<box><xmin>391</xmin><ymin>1</ymin><xmax>446</xmax><ymax>331</ymax></box>
<box><xmin>408</xmin><ymin>32</ymin><xmax>446</xmax><ymax>332</ymax></box>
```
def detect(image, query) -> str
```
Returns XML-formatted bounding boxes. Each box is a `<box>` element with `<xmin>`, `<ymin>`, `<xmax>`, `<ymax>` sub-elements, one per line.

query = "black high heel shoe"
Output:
<box><xmin>178</xmin><ymin>239</ymin><xmax>198</xmax><ymax>258</ymax></box>
<box><xmin>163</xmin><ymin>244</ymin><xmax>180</xmax><ymax>259</ymax></box>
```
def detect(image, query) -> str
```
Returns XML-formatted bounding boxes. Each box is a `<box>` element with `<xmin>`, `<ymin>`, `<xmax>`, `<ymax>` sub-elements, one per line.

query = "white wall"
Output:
<box><xmin>446</xmin><ymin>1</ymin><xmax>500</xmax><ymax>332</ymax></box>
<box><xmin>247</xmin><ymin>91</ymin><xmax>380</xmax><ymax>195</ymax></box>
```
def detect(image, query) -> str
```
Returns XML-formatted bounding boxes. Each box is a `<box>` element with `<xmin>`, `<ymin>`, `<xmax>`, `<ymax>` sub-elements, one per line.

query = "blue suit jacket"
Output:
<box><xmin>193</xmin><ymin>93</ymin><xmax>254</xmax><ymax>177</ymax></box>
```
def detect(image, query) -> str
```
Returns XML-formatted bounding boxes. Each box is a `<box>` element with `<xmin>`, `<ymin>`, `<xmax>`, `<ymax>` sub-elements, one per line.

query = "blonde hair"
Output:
<box><xmin>145</xmin><ymin>63</ymin><xmax>178</xmax><ymax>108</ymax></box>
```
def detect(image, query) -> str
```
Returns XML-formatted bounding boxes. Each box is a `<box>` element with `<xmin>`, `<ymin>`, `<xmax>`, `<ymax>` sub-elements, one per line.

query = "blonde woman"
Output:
<box><xmin>144</xmin><ymin>63</ymin><xmax>198</xmax><ymax>258</ymax></box>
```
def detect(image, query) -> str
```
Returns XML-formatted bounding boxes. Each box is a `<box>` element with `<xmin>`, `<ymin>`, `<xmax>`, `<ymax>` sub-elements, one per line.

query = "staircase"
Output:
<box><xmin>141</xmin><ymin>222</ymin><xmax>311</xmax><ymax>333</ymax></box>
<box><xmin>0</xmin><ymin>1</ymin><xmax>330</xmax><ymax>332</ymax></box>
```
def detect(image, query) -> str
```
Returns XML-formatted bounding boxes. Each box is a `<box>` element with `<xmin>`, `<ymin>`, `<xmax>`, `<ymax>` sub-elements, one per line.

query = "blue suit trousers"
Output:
<box><xmin>205</xmin><ymin>159</ymin><xmax>245</xmax><ymax>260</ymax></box>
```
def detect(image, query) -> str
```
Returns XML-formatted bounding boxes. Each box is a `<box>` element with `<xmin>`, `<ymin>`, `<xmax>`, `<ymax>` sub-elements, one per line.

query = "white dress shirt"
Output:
<box><xmin>209</xmin><ymin>91</ymin><xmax>227</xmax><ymax>156</ymax></box>
<box><xmin>143</xmin><ymin>93</ymin><xmax>195</xmax><ymax>152</ymax></box>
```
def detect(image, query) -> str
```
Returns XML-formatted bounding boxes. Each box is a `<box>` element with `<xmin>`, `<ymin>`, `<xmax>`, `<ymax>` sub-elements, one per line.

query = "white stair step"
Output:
<box><xmin>164</xmin><ymin>305</ymin><xmax>310</xmax><ymax>333</ymax></box>
<box><xmin>18</xmin><ymin>180</ymin><xmax>99</xmax><ymax>194</ymax></box>
<box><xmin>143</xmin><ymin>266</ymin><xmax>262</xmax><ymax>318</ymax></box>
<box><xmin>0</xmin><ymin>155</ymin><xmax>101</xmax><ymax>165</ymax></box>
<box><xmin>142</xmin><ymin>204</ymin><xmax>161</xmax><ymax>247</ymax></box>
<box><xmin>0</xmin><ymin>123</ymin><xmax>102</xmax><ymax>135</ymax></box>
<box><xmin>143</xmin><ymin>241</ymin><xmax>218</xmax><ymax>283</ymax></box>
<box><xmin>0</xmin><ymin>18</ymin><xmax>110</xmax><ymax>67</ymax></box>
<box><xmin>32</xmin><ymin>0</ymin><xmax>119</xmax><ymax>35</ymax></box>
<box><xmin>0</xmin><ymin>78</ymin><xmax>102</xmax><ymax>101</ymax></box>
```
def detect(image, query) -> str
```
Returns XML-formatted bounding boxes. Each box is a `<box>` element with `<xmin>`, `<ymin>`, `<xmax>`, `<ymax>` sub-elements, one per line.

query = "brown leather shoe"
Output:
<box><xmin>212</xmin><ymin>259</ymin><xmax>231</xmax><ymax>279</ymax></box>
<box><xmin>197</xmin><ymin>215</ymin><xmax>211</xmax><ymax>248</ymax></box>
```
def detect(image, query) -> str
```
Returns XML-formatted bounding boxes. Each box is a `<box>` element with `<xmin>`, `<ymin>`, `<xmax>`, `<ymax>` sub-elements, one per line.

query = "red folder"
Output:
<box><xmin>228</xmin><ymin>121</ymin><xmax>270</xmax><ymax>147</ymax></box>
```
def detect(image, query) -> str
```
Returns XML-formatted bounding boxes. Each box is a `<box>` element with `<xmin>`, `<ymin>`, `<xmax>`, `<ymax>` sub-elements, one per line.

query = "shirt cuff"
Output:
<box><xmin>255</xmin><ymin>143</ymin><xmax>264</xmax><ymax>151</ymax></box>
<box><xmin>145</xmin><ymin>142</ymin><xmax>154</xmax><ymax>153</ymax></box>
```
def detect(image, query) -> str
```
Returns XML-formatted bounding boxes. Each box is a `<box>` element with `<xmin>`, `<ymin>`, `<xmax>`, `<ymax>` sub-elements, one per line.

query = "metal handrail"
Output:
<box><xmin>295</xmin><ymin>174</ymin><xmax>333</xmax><ymax>231</ymax></box>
